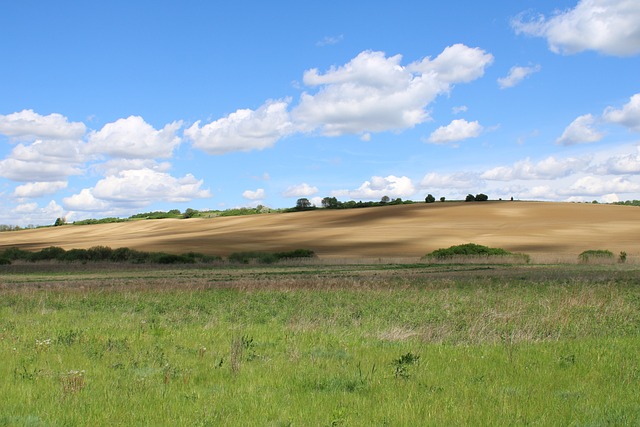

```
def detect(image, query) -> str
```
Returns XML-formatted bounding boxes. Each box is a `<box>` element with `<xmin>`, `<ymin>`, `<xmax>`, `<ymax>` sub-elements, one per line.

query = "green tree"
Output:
<box><xmin>54</xmin><ymin>217</ymin><xmax>66</xmax><ymax>226</ymax></box>
<box><xmin>296</xmin><ymin>198</ymin><xmax>312</xmax><ymax>210</ymax></box>
<box><xmin>475</xmin><ymin>193</ymin><xmax>488</xmax><ymax>201</ymax></box>
<box><xmin>465</xmin><ymin>194</ymin><xmax>476</xmax><ymax>202</ymax></box>
<box><xmin>440</xmin><ymin>196</ymin><xmax>446</xmax><ymax>202</ymax></box>
<box><xmin>381</xmin><ymin>195</ymin><xmax>390</xmax><ymax>204</ymax></box>
<box><xmin>425</xmin><ymin>194</ymin><xmax>436</xmax><ymax>203</ymax></box>
<box><xmin>321</xmin><ymin>197</ymin><xmax>340</xmax><ymax>209</ymax></box>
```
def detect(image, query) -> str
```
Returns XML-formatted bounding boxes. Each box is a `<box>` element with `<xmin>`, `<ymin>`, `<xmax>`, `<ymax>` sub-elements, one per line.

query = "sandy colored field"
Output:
<box><xmin>1</xmin><ymin>201</ymin><xmax>639</xmax><ymax>259</ymax></box>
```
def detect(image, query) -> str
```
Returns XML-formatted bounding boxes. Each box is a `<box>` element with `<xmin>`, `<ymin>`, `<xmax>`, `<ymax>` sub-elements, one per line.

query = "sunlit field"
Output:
<box><xmin>2</xmin><ymin>261</ymin><xmax>639</xmax><ymax>425</ymax></box>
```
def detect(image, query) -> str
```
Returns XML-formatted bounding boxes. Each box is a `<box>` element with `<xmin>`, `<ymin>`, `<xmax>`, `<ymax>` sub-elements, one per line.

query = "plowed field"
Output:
<box><xmin>1</xmin><ymin>201</ymin><xmax>639</xmax><ymax>259</ymax></box>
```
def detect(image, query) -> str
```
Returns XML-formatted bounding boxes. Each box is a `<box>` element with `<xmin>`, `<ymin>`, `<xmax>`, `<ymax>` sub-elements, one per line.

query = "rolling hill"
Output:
<box><xmin>1</xmin><ymin>201</ymin><xmax>639</xmax><ymax>261</ymax></box>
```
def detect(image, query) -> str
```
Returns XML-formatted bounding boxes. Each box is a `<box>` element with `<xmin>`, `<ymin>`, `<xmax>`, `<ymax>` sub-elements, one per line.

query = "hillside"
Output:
<box><xmin>1</xmin><ymin>201</ymin><xmax>639</xmax><ymax>260</ymax></box>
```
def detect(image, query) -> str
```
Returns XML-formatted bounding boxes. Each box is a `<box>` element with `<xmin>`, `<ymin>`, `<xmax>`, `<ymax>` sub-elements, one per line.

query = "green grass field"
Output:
<box><xmin>1</xmin><ymin>262</ymin><xmax>639</xmax><ymax>425</ymax></box>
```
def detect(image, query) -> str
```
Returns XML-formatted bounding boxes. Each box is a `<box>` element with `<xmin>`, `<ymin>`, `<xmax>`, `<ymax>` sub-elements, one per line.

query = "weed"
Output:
<box><xmin>393</xmin><ymin>352</ymin><xmax>420</xmax><ymax>379</ymax></box>
<box><xmin>61</xmin><ymin>370</ymin><xmax>86</xmax><ymax>395</ymax></box>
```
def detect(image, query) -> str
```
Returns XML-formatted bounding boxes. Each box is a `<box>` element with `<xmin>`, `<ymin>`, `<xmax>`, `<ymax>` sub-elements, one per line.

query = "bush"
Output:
<box><xmin>29</xmin><ymin>246</ymin><xmax>66</xmax><ymax>261</ymax></box>
<box><xmin>579</xmin><ymin>249</ymin><xmax>614</xmax><ymax>264</ymax></box>
<box><xmin>423</xmin><ymin>243</ymin><xmax>529</xmax><ymax>263</ymax></box>
<box><xmin>228</xmin><ymin>249</ymin><xmax>316</xmax><ymax>264</ymax></box>
<box><xmin>0</xmin><ymin>257</ymin><xmax>11</xmax><ymax>265</ymax></box>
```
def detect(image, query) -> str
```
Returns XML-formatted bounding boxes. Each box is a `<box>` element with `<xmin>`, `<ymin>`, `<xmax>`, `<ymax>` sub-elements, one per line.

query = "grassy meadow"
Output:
<box><xmin>1</xmin><ymin>261</ymin><xmax>640</xmax><ymax>426</ymax></box>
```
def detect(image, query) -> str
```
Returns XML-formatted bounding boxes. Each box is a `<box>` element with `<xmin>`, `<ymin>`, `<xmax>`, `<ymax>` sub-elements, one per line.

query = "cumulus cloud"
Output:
<box><xmin>293</xmin><ymin>45</ymin><xmax>493</xmax><ymax>136</ymax></box>
<box><xmin>94</xmin><ymin>159</ymin><xmax>172</xmax><ymax>177</ymax></box>
<box><xmin>498</xmin><ymin>64</ymin><xmax>541</xmax><ymax>89</ymax></box>
<box><xmin>598</xmin><ymin>151</ymin><xmax>640</xmax><ymax>174</ymax></box>
<box><xmin>242</xmin><ymin>188</ymin><xmax>266</xmax><ymax>200</ymax></box>
<box><xmin>0</xmin><ymin>110</ymin><xmax>86</xmax><ymax>141</ymax></box>
<box><xmin>282</xmin><ymin>183</ymin><xmax>319</xmax><ymax>198</ymax></box>
<box><xmin>603</xmin><ymin>93</ymin><xmax>640</xmax><ymax>131</ymax></box>
<box><xmin>63</xmin><ymin>189</ymin><xmax>111</xmax><ymax>211</ymax></box>
<box><xmin>556</xmin><ymin>114</ymin><xmax>604</xmax><ymax>145</ymax></box>
<box><xmin>14</xmin><ymin>181</ymin><xmax>68</xmax><ymax>198</ymax></box>
<box><xmin>87</xmin><ymin>116</ymin><xmax>182</xmax><ymax>159</ymax></box>
<box><xmin>64</xmin><ymin>169</ymin><xmax>211</xmax><ymax>211</ymax></box>
<box><xmin>12</xmin><ymin>200</ymin><xmax>66</xmax><ymax>225</ymax></box>
<box><xmin>420</xmin><ymin>172</ymin><xmax>478</xmax><ymax>189</ymax></box>
<box><xmin>185</xmin><ymin>100</ymin><xmax>293</xmax><ymax>155</ymax></box>
<box><xmin>512</xmin><ymin>0</ymin><xmax>640</xmax><ymax>56</ymax></box>
<box><xmin>481</xmin><ymin>156</ymin><xmax>589</xmax><ymax>180</ymax></box>
<box><xmin>564</xmin><ymin>175</ymin><xmax>640</xmax><ymax>196</ymax></box>
<box><xmin>332</xmin><ymin>175</ymin><xmax>415</xmax><ymax>199</ymax></box>
<box><xmin>428</xmin><ymin>119</ymin><xmax>483</xmax><ymax>144</ymax></box>
<box><xmin>0</xmin><ymin>156</ymin><xmax>83</xmax><ymax>182</ymax></box>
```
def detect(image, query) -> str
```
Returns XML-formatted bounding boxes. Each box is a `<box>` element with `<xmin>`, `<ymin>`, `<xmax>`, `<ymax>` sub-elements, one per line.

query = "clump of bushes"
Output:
<box><xmin>0</xmin><ymin>246</ymin><xmax>222</xmax><ymax>265</ymax></box>
<box><xmin>578</xmin><ymin>249</ymin><xmax>615</xmax><ymax>264</ymax></box>
<box><xmin>423</xmin><ymin>243</ymin><xmax>529</xmax><ymax>263</ymax></box>
<box><xmin>228</xmin><ymin>249</ymin><xmax>316</xmax><ymax>264</ymax></box>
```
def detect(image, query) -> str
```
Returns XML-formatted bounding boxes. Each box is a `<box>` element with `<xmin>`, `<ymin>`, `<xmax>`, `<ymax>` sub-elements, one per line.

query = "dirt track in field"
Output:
<box><xmin>1</xmin><ymin>201</ymin><xmax>639</xmax><ymax>259</ymax></box>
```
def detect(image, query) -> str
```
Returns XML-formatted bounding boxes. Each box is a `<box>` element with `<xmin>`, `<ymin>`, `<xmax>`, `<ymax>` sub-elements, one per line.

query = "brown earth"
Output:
<box><xmin>1</xmin><ymin>201</ymin><xmax>639</xmax><ymax>260</ymax></box>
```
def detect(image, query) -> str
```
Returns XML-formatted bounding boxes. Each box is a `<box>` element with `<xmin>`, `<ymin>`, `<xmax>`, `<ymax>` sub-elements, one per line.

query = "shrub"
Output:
<box><xmin>619</xmin><ymin>251</ymin><xmax>627</xmax><ymax>264</ymax></box>
<box><xmin>0</xmin><ymin>257</ymin><xmax>11</xmax><ymax>265</ymax></box>
<box><xmin>579</xmin><ymin>249</ymin><xmax>614</xmax><ymax>264</ymax></box>
<box><xmin>29</xmin><ymin>246</ymin><xmax>66</xmax><ymax>261</ymax></box>
<box><xmin>423</xmin><ymin>243</ymin><xmax>529</xmax><ymax>263</ymax></box>
<box><xmin>228</xmin><ymin>249</ymin><xmax>316</xmax><ymax>264</ymax></box>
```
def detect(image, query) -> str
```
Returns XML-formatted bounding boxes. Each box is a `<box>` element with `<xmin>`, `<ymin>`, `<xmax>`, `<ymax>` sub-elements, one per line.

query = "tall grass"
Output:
<box><xmin>1</xmin><ymin>264</ymin><xmax>639</xmax><ymax>425</ymax></box>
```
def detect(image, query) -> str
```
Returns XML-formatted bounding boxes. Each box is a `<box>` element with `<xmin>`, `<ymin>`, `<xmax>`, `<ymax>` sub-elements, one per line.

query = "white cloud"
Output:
<box><xmin>282</xmin><ymin>183</ymin><xmax>319</xmax><ymax>198</ymax></box>
<box><xmin>332</xmin><ymin>175</ymin><xmax>415</xmax><ymax>199</ymax></box>
<box><xmin>452</xmin><ymin>105</ymin><xmax>468</xmax><ymax>115</ymax></box>
<box><xmin>512</xmin><ymin>0</ymin><xmax>640</xmax><ymax>56</ymax></box>
<box><xmin>14</xmin><ymin>181</ymin><xmax>68</xmax><ymax>198</ymax></box>
<box><xmin>0</xmin><ymin>110</ymin><xmax>86</xmax><ymax>141</ymax></box>
<box><xmin>599</xmin><ymin>152</ymin><xmax>640</xmax><ymax>174</ymax></box>
<box><xmin>63</xmin><ymin>169</ymin><xmax>211</xmax><ymax>211</ymax></box>
<box><xmin>0</xmin><ymin>157</ymin><xmax>83</xmax><ymax>182</ymax></box>
<box><xmin>293</xmin><ymin>45</ymin><xmax>493</xmax><ymax>136</ymax></box>
<box><xmin>420</xmin><ymin>172</ymin><xmax>478</xmax><ymax>189</ymax></box>
<box><xmin>408</xmin><ymin>44</ymin><xmax>494</xmax><ymax>83</ymax></box>
<box><xmin>316</xmin><ymin>35</ymin><xmax>344</xmax><ymax>47</ymax></box>
<box><xmin>94</xmin><ymin>159</ymin><xmax>172</xmax><ymax>177</ymax></box>
<box><xmin>242</xmin><ymin>188</ymin><xmax>266</xmax><ymax>200</ymax></box>
<box><xmin>63</xmin><ymin>189</ymin><xmax>111</xmax><ymax>211</ymax></box>
<box><xmin>603</xmin><ymin>93</ymin><xmax>640</xmax><ymax>131</ymax></box>
<box><xmin>13</xmin><ymin>200</ymin><xmax>66</xmax><ymax>225</ymax></box>
<box><xmin>481</xmin><ymin>156</ymin><xmax>589</xmax><ymax>180</ymax></box>
<box><xmin>428</xmin><ymin>119</ymin><xmax>483</xmax><ymax>144</ymax></box>
<box><xmin>87</xmin><ymin>116</ymin><xmax>182</xmax><ymax>159</ymax></box>
<box><xmin>498</xmin><ymin>64</ymin><xmax>541</xmax><ymax>89</ymax></box>
<box><xmin>556</xmin><ymin>114</ymin><xmax>604</xmax><ymax>145</ymax></box>
<box><xmin>564</xmin><ymin>175</ymin><xmax>640</xmax><ymax>196</ymax></box>
<box><xmin>185</xmin><ymin>100</ymin><xmax>293</xmax><ymax>155</ymax></box>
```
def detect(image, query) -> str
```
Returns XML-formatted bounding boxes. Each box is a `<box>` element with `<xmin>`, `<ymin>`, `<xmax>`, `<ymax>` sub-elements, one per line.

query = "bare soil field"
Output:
<box><xmin>1</xmin><ymin>201</ymin><xmax>639</xmax><ymax>260</ymax></box>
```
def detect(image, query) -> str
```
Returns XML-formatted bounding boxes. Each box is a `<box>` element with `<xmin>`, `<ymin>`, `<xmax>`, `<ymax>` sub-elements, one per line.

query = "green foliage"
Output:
<box><xmin>228</xmin><ymin>249</ymin><xmax>316</xmax><ymax>264</ymax></box>
<box><xmin>475</xmin><ymin>193</ymin><xmax>489</xmax><ymax>201</ymax></box>
<box><xmin>425</xmin><ymin>243</ymin><xmax>512</xmax><ymax>259</ymax></box>
<box><xmin>0</xmin><ymin>246</ymin><xmax>221</xmax><ymax>265</ymax></box>
<box><xmin>73</xmin><ymin>217</ymin><xmax>126</xmax><ymax>225</ymax></box>
<box><xmin>579</xmin><ymin>249</ymin><xmax>615</xmax><ymax>263</ymax></box>
<box><xmin>440</xmin><ymin>196</ymin><xmax>445</xmax><ymax>202</ymax></box>
<box><xmin>619</xmin><ymin>251</ymin><xmax>627</xmax><ymax>263</ymax></box>
<box><xmin>53</xmin><ymin>217</ymin><xmax>66</xmax><ymax>226</ymax></box>
<box><xmin>425</xmin><ymin>194</ymin><xmax>436</xmax><ymax>203</ymax></box>
<box><xmin>465</xmin><ymin>194</ymin><xmax>476</xmax><ymax>202</ymax></box>
<box><xmin>392</xmin><ymin>352</ymin><xmax>420</xmax><ymax>379</ymax></box>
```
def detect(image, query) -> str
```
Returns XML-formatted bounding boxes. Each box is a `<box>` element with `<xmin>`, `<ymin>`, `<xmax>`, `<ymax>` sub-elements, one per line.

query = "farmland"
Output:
<box><xmin>1</xmin><ymin>202</ymin><xmax>640</xmax><ymax>425</ymax></box>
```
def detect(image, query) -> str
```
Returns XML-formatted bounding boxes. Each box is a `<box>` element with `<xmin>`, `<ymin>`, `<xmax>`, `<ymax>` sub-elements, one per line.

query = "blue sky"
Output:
<box><xmin>1</xmin><ymin>0</ymin><xmax>639</xmax><ymax>226</ymax></box>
